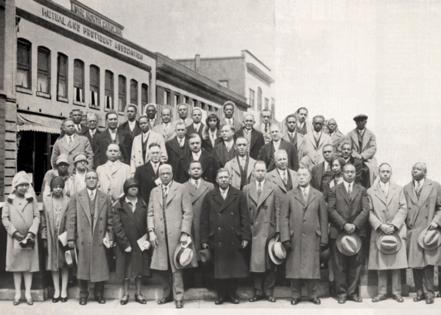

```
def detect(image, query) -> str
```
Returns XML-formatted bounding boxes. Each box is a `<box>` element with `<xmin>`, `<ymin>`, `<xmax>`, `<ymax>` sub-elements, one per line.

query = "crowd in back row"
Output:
<box><xmin>3</xmin><ymin>101</ymin><xmax>441</xmax><ymax>308</ymax></box>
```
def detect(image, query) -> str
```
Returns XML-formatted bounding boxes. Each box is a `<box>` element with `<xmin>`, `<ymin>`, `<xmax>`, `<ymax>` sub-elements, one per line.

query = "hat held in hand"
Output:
<box><xmin>336</xmin><ymin>234</ymin><xmax>362</xmax><ymax>256</ymax></box>
<box><xmin>418</xmin><ymin>226</ymin><xmax>441</xmax><ymax>251</ymax></box>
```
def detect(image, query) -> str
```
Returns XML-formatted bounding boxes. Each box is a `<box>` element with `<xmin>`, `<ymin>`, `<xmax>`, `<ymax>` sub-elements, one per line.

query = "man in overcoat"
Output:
<box><xmin>200</xmin><ymin>168</ymin><xmax>251</xmax><ymax>304</ymax></box>
<box><xmin>66</xmin><ymin>170</ymin><xmax>113</xmax><ymax>305</ymax></box>
<box><xmin>310</xmin><ymin>144</ymin><xmax>335</xmax><ymax>192</ymax></box>
<box><xmin>224</xmin><ymin>137</ymin><xmax>256</xmax><ymax>190</ymax></box>
<box><xmin>267</xmin><ymin>149</ymin><xmax>299</xmax><ymax>198</ymax></box>
<box><xmin>403</xmin><ymin>162</ymin><xmax>441</xmax><ymax>304</ymax></box>
<box><xmin>165</xmin><ymin>122</ymin><xmax>190</xmax><ymax>180</ymax></box>
<box><xmin>327</xmin><ymin>163</ymin><xmax>369</xmax><ymax>303</ymax></box>
<box><xmin>282</xmin><ymin>114</ymin><xmax>303</xmax><ymax>162</ymax></box>
<box><xmin>118</xmin><ymin>104</ymin><xmax>141</xmax><ymax>164</ymax></box>
<box><xmin>280</xmin><ymin>168</ymin><xmax>328</xmax><ymax>305</ymax></box>
<box><xmin>235</xmin><ymin>113</ymin><xmax>265</xmax><ymax>160</ymax></box>
<box><xmin>299</xmin><ymin>115</ymin><xmax>331</xmax><ymax>171</ymax></box>
<box><xmin>153</xmin><ymin>107</ymin><xmax>176</xmax><ymax>142</ymax></box>
<box><xmin>183</xmin><ymin>160</ymin><xmax>214</xmax><ymax>287</ymax></box>
<box><xmin>51</xmin><ymin>119</ymin><xmax>93</xmax><ymax>171</ymax></box>
<box><xmin>134</xmin><ymin>143</ymin><xmax>162</xmax><ymax>205</ymax></box>
<box><xmin>367</xmin><ymin>163</ymin><xmax>408</xmax><ymax>303</ymax></box>
<box><xmin>93</xmin><ymin>111</ymin><xmax>123</xmax><ymax>167</ymax></box>
<box><xmin>96</xmin><ymin>144</ymin><xmax>131</xmax><ymax>201</ymax></box>
<box><xmin>147</xmin><ymin>164</ymin><xmax>194</xmax><ymax>308</ymax></box>
<box><xmin>186</xmin><ymin>107</ymin><xmax>205</xmax><ymax>139</ymax></box>
<box><xmin>214</xmin><ymin>124</ymin><xmax>237</xmax><ymax>167</ymax></box>
<box><xmin>243</xmin><ymin>161</ymin><xmax>280</xmax><ymax>302</ymax></box>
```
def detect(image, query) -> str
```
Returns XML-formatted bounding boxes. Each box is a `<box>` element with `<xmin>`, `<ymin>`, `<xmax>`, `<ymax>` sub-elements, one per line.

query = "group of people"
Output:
<box><xmin>3</xmin><ymin>101</ymin><xmax>441</xmax><ymax>308</ymax></box>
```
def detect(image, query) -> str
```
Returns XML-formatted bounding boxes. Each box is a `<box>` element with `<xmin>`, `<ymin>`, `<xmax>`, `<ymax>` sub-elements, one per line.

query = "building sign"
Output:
<box><xmin>70</xmin><ymin>0</ymin><xmax>123</xmax><ymax>37</ymax></box>
<box><xmin>38</xmin><ymin>6</ymin><xmax>145</xmax><ymax>63</ymax></box>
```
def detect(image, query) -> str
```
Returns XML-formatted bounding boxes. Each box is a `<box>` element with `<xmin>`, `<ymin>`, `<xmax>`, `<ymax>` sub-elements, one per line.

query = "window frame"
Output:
<box><xmin>73</xmin><ymin>59</ymin><xmax>85</xmax><ymax>105</ymax></box>
<box><xmin>56</xmin><ymin>53</ymin><xmax>68</xmax><ymax>102</ymax></box>
<box><xmin>16</xmin><ymin>38</ymin><xmax>32</xmax><ymax>92</ymax></box>
<box><xmin>89</xmin><ymin>64</ymin><xmax>100</xmax><ymax>108</ymax></box>
<box><xmin>118</xmin><ymin>74</ymin><xmax>127</xmax><ymax>113</ymax></box>
<box><xmin>105</xmin><ymin>70</ymin><xmax>114</xmax><ymax>110</ymax></box>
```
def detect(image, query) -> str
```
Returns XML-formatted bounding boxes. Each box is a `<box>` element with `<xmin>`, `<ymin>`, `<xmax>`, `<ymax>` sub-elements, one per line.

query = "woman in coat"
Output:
<box><xmin>113</xmin><ymin>178</ymin><xmax>151</xmax><ymax>305</ymax></box>
<box><xmin>202</xmin><ymin>113</ymin><xmax>221</xmax><ymax>152</ymax></box>
<box><xmin>2</xmin><ymin>171</ymin><xmax>40</xmax><ymax>305</ymax></box>
<box><xmin>40</xmin><ymin>176</ymin><xmax>70</xmax><ymax>303</ymax></box>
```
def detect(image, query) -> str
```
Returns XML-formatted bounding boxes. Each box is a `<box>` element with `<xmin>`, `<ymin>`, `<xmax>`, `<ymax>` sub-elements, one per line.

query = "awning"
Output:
<box><xmin>17</xmin><ymin>112</ymin><xmax>62</xmax><ymax>134</ymax></box>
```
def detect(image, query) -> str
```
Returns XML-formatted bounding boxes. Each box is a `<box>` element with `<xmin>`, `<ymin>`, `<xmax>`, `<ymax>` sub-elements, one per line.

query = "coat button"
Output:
<box><xmin>217</xmin><ymin>227</ymin><xmax>221</xmax><ymax>231</ymax></box>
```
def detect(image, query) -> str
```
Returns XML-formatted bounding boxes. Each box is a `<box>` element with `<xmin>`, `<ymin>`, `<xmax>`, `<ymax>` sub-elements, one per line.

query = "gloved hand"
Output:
<box><xmin>12</xmin><ymin>231</ymin><xmax>25</xmax><ymax>242</ymax></box>
<box><xmin>282</xmin><ymin>240</ymin><xmax>291</xmax><ymax>250</ymax></box>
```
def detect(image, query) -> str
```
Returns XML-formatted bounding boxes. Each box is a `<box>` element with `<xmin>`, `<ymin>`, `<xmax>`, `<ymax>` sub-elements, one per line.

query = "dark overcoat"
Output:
<box><xmin>200</xmin><ymin>186</ymin><xmax>251</xmax><ymax>279</ymax></box>
<box><xmin>113</xmin><ymin>197</ymin><xmax>151</xmax><ymax>280</ymax></box>
<box><xmin>280</xmin><ymin>187</ymin><xmax>328</xmax><ymax>279</ymax></box>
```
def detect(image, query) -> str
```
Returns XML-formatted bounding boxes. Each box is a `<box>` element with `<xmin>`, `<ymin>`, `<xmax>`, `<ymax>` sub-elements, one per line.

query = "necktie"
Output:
<box><xmin>162</xmin><ymin>186</ymin><xmax>168</xmax><ymax>199</ymax></box>
<box><xmin>257</xmin><ymin>182</ymin><xmax>262</xmax><ymax>198</ymax></box>
<box><xmin>265</xmin><ymin>123</ymin><xmax>269</xmax><ymax>133</ymax></box>
<box><xmin>67</xmin><ymin>136</ymin><xmax>72</xmax><ymax>144</ymax></box>
<box><xmin>415</xmin><ymin>181</ymin><xmax>422</xmax><ymax>198</ymax></box>
<box><xmin>348</xmin><ymin>183</ymin><xmax>352</xmax><ymax>196</ymax></box>
<box><xmin>281</xmin><ymin>172</ymin><xmax>287</xmax><ymax>185</ymax></box>
<box><xmin>302</xmin><ymin>188</ymin><xmax>308</xmax><ymax>201</ymax></box>
<box><xmin>194</xmin><ymin>179</ymin><xmax>199</xmax><ymax>189</ymax></box>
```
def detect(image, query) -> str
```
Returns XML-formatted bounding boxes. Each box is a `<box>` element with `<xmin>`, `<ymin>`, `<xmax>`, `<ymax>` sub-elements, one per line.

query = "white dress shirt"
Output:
<box><xmin>125</xmin><ymin>197</ymin><xmax>138</xmax><ymax>213</ymax></box>
<box><xmin>128</xmin><ymin>120</ymin><xmax>137</xmax><ymax>132</ymax></box>
<box><xmin>192</xmin><ymin>150</ymin><xmax>202</xmax><ymax>161</ymax></box>
<box><xmin>343</xmin><ymin>181</ymin><xmax>353</xmax><ymax>194</ymax></box>
<box><xmin>272</xmin><ymin>139</ymin><xmax>281</xmax><ymax>152</ymax></box>
<box><xmin>220</xmin><ymin>186</ymin><xmax>230</xmax><ymax>199</ymax></box>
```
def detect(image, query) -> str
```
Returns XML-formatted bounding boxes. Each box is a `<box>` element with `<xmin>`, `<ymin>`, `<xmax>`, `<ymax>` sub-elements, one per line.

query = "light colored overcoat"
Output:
<box><xmin>224</xmin><ymin>156</ymin><xmax>256</xmax><ymax>190</ymax></box>
<box><xmin>243</xmin><ymin>181</ymin><xmax>279</xmax><ymax>273</ymax></box>
<box><xmin>367</xmin><ymin>181</ymin><xmax>408</xmax><ymax>270</ymax></box>
<box><xmin>346</xmin><ymin>128</ymin><xmax>378</xmax><ymax>184</ymax></box>
<box><xmin>66</xmin><ymin>189</ymin><xmax>113</xmax><ymax>282</ymax></box>
<box><xmin>51</xmin><ymin>134</ymin><xmax>93</xmax><ymax>170</ymax></box>
<box><xmin>147</xmin><ymin>181</ymin><xmax>195</xmax><ymax>272</ymax></box>
<box><xmin>96</xmin><ymin>160</ymin><xmax>131</xmax><ymax>200</ymax></box>
<box><xmin>403</xmin><ymin>179</ymin><xmax>441</xmax><ymax>268</ymax></box>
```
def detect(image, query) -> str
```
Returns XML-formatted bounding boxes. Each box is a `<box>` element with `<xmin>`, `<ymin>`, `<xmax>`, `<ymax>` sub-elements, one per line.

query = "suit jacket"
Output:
<box><xmin>118</xmin><ymin>121</ymin><xmax>141</xmax><ymax>164</ymax></box>
<box><xmin>282</xmin><ymin>129</ymin><xmax>303</xmax><ymax>161</ymax></box>
<box><xmin>310</xmin><ymin>161</ymin><xmax>333</xmax><ymax>192</ymax></box>
<box><xmin>165</xmin><ymin>137</ymin><xmax>190</xmax><ymax>177</ymax></box>
<box><xmin>220</xmin><ymin>117</ymin><xmax>242</xmax><ymax>132</ymax></box>
<box><xmin>327</xmin><ymin>182</ymin><xmax>369</xmax><ymax>239</ymax></box>
<box><xmin>176</xmin><ymin>149</ymin><xmax>219</xmax><ymax>183</ymax></box>
<box><xmin>93</xmin><ymin>129</ymin><xmax>124</xmax><ymax>167</ymax></box>
<box><xmin>403</xmin><ymin>179</ymin><xmax>441</xmax><ymax>267</ymax></box>
<box><xmin>183</xmin><ymin>179</ymin><xmax>214</xmax><ymax>260</ymax></box>
<box><xmin>214</xmin><ymin>140</ymin><xmax>237</xmax><ymax>167</ymax></box>
<box><xmin>83</xmin><ymin>128</ymin><xmax>101</xmax><ymax>155</ymax></box>
<box><xmin>130</xmin><ymin>130</ymin><xmax>167</xmax><ymax>174</ymax></box>
<box><xmin>96</xmin><ymin>160</ymin><xmax>131</xmax><ymax>200</ymax></box>
<box><xmin>267</xmin><ymin>168</ymin><xmax>299</xmax><ymax>195</ymax></box>
<box><xmin>153</xmin><ymin>122</ymin><xmax>176</xmax><ymax>142</ymax></box>
<box><xmin>76</xmin><ymin>123</ymin><xmax>89</xmax><ymax>135</ymax></box>
<box><xmin>329</xmin><ymin>130</ymin><xmax>345</xmax><ymax>152</ymax></box>
<box><xmin>186</xmin><ymin>123</ymin><xmax>205</xmax><ymax>139</ymax></box>
<box><xmin>367</xmin><ymin>181</ymin><xmax>408</xmax><ymax>270</ymax></box>
<box><xmin>224</xmin><ymin>156</ymin><xmax>256</xmax><ymax>190</ymax></box>
<box><xmin>346</xmin><ymin>128</ymin><xmax>378</xmax><ymax>184</ymax></box>
<box><xmin>299</xmin><ymin>131</ymin><xmax>331</xmax><ymax>169</ymax></box>
<box><xmin>257</xmin><ymin>121</ymin><xmax>277</xmax><ymax>144</ymax></box>
<box><xmin>235</xmin><ymin>128</ymin><xmax>265</xmax><ymax>160</ymax></box>
<box><xmin>257</xmin><ymin>139</ymin><xmax>299</xmax><ymax>171</ymax></box>
<box><xmin>134</xmin><ymin>162</ymin><xmax>161</xmax><ymax>205</ymax></box>
<box><xmin>51</xmin><ymin>134</ymin><xmax>93</xmax><ymax>170</ymax></box>
<box><xmin>66</xmin><ymin>189</ymin><xmax>112</xmax><ymax>282</ymax></box>
<box><xmin>202</xmin><ymin>128</ymin><xmax>221</xmax><ymax>152</ymax></box>
<box><xmin>147</xmin><ymin>181</ymin><xmax>194</xmax><ymax>272</ymax></box>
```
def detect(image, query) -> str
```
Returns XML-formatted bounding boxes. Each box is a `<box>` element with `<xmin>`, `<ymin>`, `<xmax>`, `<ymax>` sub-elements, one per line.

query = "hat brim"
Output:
<box><xmin>267</xmin><ymin>238</ymin><xmax>283</xmax><ymax>265</ymax></box>
<box><xmin>418</xmin><ymin>227</ymin><xmax>441</xmax><ymax>251</ymax></box>
<box><xmin>376</xmin><ymin>233</ymin><xmax>402</xmax><ymax>255</ymax></box>
<box><xmin>336</xmin><ymin>234</ymin><xmax>362</xmax><ymax>256</ymax></box>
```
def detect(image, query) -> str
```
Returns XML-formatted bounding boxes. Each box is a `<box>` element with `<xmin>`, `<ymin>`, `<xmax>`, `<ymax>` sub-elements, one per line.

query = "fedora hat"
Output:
<box><xmin>376</xmin><ymin>233</ymin><xmax>402</xmax><ymax>255</ymax></box>
<box><xmin>336</xmin><ymin>234</ymin><xmax>362</xmax><ymax>256</ymax></box>
<box><xmin>267</xmin><ymin>235</ymin><xmax>286</xmax><ymax>265</ymax></box>
<box><xmin>173</xmin><ymin>241</ymin><xmax>194</xmax><ymax>270</ymax></box>
<box><xmin>418</xmin><ymin>227</ymin><xmax>441</xmax><ymax>251</ymax></box>
<box><xmin>199</xmin><ymin>248</ymin><xmax>211</xmax><ymax>264</ymax></box>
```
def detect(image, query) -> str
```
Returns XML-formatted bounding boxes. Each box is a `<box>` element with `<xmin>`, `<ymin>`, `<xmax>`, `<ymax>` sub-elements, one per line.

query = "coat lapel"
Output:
<box><xmin>218</xmin><ymin>187</ymin><xmax>236</xmax><ymax>212</ymax></box>
<box><xmin>93</xmin><ymin>191</ymin><xmax>106</xmax><ymax>232</ymax></box>
<box><xmin>417</xmin><ymin>180</ymin><xmax>433</xmax><ymax>207</ymax></box>
<box><xmin>79</xmin><ymin>191</ymin><xmax>92</xmax><ymax>227</ymax></box>
<box><xmin>192</xmin><ymin>181</ymin><xmax>209</xmax><ymax>203</ymax></box>
<box><xmin>305</xmin><ymin>188</ymin><xmax>318</xmax><ymax>207</ymax></box>
<box><xmin>293</xmin><ymin>187</ymin><xmax>306</xmax><ymax>206</ymax></box>
<box><xmin>338</xmin><ymin>184</ymin><xmax>351</xmax><ymax>205</ymax></box>
<box><xmin>271</xmin><ymin>171</ymin><xmax>287</xmax><ymax>193</ymax></box>
<box><xmin>373</xmin><ymin>183</ymin><xmax>387</xmax><ymax>206</ymax></box>
<box><xmin>404</xmin><ymin>183</ymin><xmax>418</xmax><ymax>205</ymax></box>
<box><xmin>257</xmin><ymin>183</ymin><xmax>272</xmax><ymax>209</ymax></box>
<box><xmin>166</xmin><ymin>182</ymin><xmax>178</xmax><ymax>206</ymax></box>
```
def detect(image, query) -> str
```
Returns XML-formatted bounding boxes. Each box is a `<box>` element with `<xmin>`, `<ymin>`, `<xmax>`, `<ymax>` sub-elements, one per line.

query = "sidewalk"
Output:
<box><xmin>1</xmin><ymin>296</ymin><xmax>441</xmax><ymax>315</ymax></box>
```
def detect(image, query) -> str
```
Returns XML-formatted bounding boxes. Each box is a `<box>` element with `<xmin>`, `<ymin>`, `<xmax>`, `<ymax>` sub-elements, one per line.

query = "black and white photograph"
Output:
<box><xmin>1</xmin><ymin>0</ymin><xmax>441</xmax><ymax>314</ymax></box>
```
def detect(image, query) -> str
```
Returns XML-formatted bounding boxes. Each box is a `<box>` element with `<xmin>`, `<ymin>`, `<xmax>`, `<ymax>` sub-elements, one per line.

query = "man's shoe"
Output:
<box><xmin>175</xmin><ymin>300</ymin><xmax>183</xmax><ymax>308</ymax></box>
<box><xmin>96</xmin><ymin>297</ymin><xmax>106</xmax><ymax>304</ymax></box>
<box><xmin>426</xmin><ymin>295</ymin><xmax>435</xmax><ymax>304</ymax></box>
<box><xmin>413</xmin><ymin>294</ymin><xmax>425</xmax><ymax>302</ymax></box>
<box><xmin>214</xmin><ymin>296</ymin><xmax>224</xmax><ymax>305</ymax></box>
<box><xmin>120</xmin><ymin>294</ymin><xmax>129</xmax><ymax>305</ymax></box>
<box><xmin>337</xmin><ymin>296</ymin><xmax>346</xmax><ymax>304</ymax></box>
<box><xmin>348</xmin><ymin>295</ymin><xmax>362</xmax><ymax>302</ymax></box>
<box><xmin>291</xmin><ymin>297</ymin><xmax>300</xmax><ymax>305</ymax></box>
<box><xmin>79</xmin><ymin>297</ymin><xmax>87</xmax><ymax>305</ymax></box>
<box><xmin>228</xmin><ymin>295</ymin><xmax>240</xmax><ymax>304</ymax></box>
<box><xmin>135</xmin><ymin>293</ymin><xmax>147</xmax><ymax>304</ymax></box>
<box><xmin>266</xmin><ymin>295</ymin><xmax>276</xmax><ymax>303</ymax></box>
<box><xmin>310</xmin><ymin>297</ymin><xmax>321</xmax><ymax>305</ymax></box>
<box><xmin>249</xmin><ymin>294</ymin><xmax>264</xmax><ymax>302</ymax></box>
<box><xmin>158</xmin><ymin>296</ymin><xmax>173</xmax><ymax>305</ymax></box>
<box><xmin>392</xmin><ymin>295</ymin><xmax>404</xmax><ymax>303</ymax></box>
<box><xmin>372</xmin><ymin>294</ymin><xmax>387</xmax><ymax>303</ymax></box>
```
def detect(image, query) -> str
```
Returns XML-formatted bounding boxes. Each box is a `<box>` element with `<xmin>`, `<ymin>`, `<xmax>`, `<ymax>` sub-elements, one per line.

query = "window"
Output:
<box><xmin>184</xmin><ymin>96</ymin><xmax>189</xmax><ymax>104</ymax></box>
<box><xmin>192</xmin><ymin>99</ymin><xmax>198</xmax><ymax>106</ymax></box>
<box><xmin>105</xmin><ymin>70</ymin><xmax>114</xmax><ymax>110</ymax></box>
<box><xmin>257</xmin><ymin>87</ymin><xmax>262</xmax><ymax>111</ymax></box>
<box><xmin>130</xmin><ymin>79</ymin><xmax>138</xmax><ymax>105</ymax></box>
<box><xmin>37</xmin><ymin>47</ymin><xmax>51</xmax><ymax>95</ymax></box>
<box><xmin>90</xmin><ymin>65</ymin><xmax>100</xmax><ymax>108</ymax></box>
<box><xmin>208</xmin><ymin>105</ymin><xmax>213</xmax><ymax>112</ymax></box>
<box><xmin>218</xmin><ymin>80</ymin><xmax>229</xmax><ymax>88</ymax></box>
<box><xmin>57</xmin><ymin>53</ymin><xmax>68</xmax><ymax>99</ymax></box>
<box><xmin>118</xmin><ymin>75</ymin><xmax>126</xmax><ymax>112</ymax></box>
<box><xmin>249</xmin><ymin>89</ymin><xmax>255</xmax><ymax>108</ymax></box>
<box><xmin>163</xmin><ymin>90</ymin><xmax>170</xmax><ymax>105</ymax></box>
<box><xmin>17</xmin><ymin>39</ymin><xmax>31</xmax><ymax>89</ymax></box>
<box><xmin>141</xmin><ymin>83</ymin><xmax>148</xmax><ymax>105</ymax></box>
<box><xmin>74</xmin><ymin>59</ymin><xmax>85</xmax><ymax>103</ymax></box>
<box><xmin>264</xmin><ymin>97</ymin><xmax>269</xmax><ymax>110</ymax></box>
<box><xmin>174</xmin><ymin>94</ymin><xmax>180</xmax><ymax>106</ymax></box>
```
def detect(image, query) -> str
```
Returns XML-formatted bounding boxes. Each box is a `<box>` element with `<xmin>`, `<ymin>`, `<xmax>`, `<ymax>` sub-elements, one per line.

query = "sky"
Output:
<box><xmin>53</xmin><ymin>0</ymin><xmax>441</xmax><ymax>184</ymax></box>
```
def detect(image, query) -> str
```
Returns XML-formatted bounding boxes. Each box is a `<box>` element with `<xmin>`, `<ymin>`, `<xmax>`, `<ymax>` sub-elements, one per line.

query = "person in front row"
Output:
<box><xmin>280</xmin><ymin>168</ymin><xmax>328</xmax><ymax>305</ymax></box>
<box><xmin>243</xmin><ymin>161</ymin><xmax>279</xmax><ymax>303</ymax></box>
<box><xmin>200</xmin><ymin>168</ymin><xmax>251</xmax><ymax>305</ymax></box>
<box><xmin>113</xmin><ymin>178</ymin><xmax>150</xmax><ymax>305</ymax></box>
<box><xmin>2</xmin><ymin>172</ymin><xmax>39</xmax><ymax>306</ymax></box>
<box><xmin>367</xmin><ymin>163</ymin><xmax>408</xmax><ymax>303</ymax></box>
<box><xmin>40</xmin><ymin>176</ymin><xmax>70</xmax><ymax>303</ymax></box>
<box><xmin>327</xmin><ymin>163</ymin><xmax>369</xmax><ymax>304</ymax></box>
<box><xmin>403</xmin><ymin>162</ymin><xmax>441</xmax><ymax>304</ymax></box>
<box><xmin>66</xmin><ymin>170</ymin><xmax>113</xmax><ymax>305</ymax></box>
<box><xmin>147</xmin><ymin>164</ymin><xmax>194</xmax><ymax>309</ymax></box>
